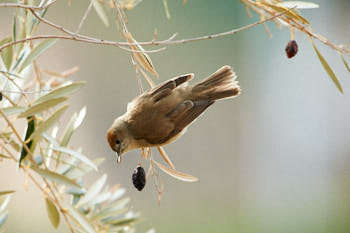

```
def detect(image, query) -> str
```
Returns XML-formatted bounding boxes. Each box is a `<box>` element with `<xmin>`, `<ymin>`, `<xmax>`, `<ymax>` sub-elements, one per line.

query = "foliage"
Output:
<box><xmin>0</xmin><ymin>0</ymin><xmax>349</xmax><ymax>232</ymax></box>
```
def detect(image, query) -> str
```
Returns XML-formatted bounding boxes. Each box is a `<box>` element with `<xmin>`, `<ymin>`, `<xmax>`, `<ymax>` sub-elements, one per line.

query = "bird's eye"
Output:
<box><xmin>116</xmin><ymin>139</ymin><xmax>121</xmax><ymax>145</ymax></box>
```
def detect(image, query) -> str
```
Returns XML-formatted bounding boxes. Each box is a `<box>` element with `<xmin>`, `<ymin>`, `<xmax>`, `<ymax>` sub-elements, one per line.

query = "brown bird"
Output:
<box><xmin>107</xmin><ymin>65</ymin><xmax>240</xmax><ymax>163</ymax></box>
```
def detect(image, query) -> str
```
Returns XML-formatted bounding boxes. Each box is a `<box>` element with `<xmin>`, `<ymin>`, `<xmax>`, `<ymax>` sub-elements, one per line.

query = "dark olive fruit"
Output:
<box><xmin>0</xmin><ymin>91</ymin><xmax>2</xmax><ymax>101</ymax></box>
<box><xmin>285</xmin><ymin>40</ymin><xmax>298</xmax><ymax>59</ymax></box>
<box><xmin>132</xmin><ymin>165</ymin><xmax>146</xmax><ymax>191</ymax></box>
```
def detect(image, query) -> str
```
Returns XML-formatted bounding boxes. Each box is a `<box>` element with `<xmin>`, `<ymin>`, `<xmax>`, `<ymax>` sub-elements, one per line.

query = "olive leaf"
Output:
<box><xmin>45</xmin><ymin>197</ymin><xmax>60</xmax><ymax>229</ymax></box>
<box><xmin>51</xmin><ymin>146</ymin><xmax>98</xmax><ymax>171</ymax></box>
<box><xmin>2</xmin><ymin>106</ymin><xmax>25</xmax><ymax>116</ymax></box>
<box><xmin>35</xmin><ymin>81</ymin><xmax>86</xmax><ymax>104</ymax></box>
<box><xmin>19</xmin><ymin>97</ymin><xmax>68</xmax><ymax>118</ymax></box>
<box><xmin>126</xmin><ymin>33</ymin><xmax>158</xmax><ymax>77</ymax></box>
<box><xmin>261</xmin><ymin>2</ymin><xmax>310</xmax><ymax>25</ymax></box>
<box><xmin>60</xmin><ymin>107</ymin><xmax>86</xmax><ymax>147</ymax></box>
<box><xmin>0</xmin><ymin>191</ymin><xmax>15</xmax><ymax>196</ymax></box>
<box><xmin>91</xmin><ymin>0</ymin><xmax>109</xmax><ymax>27</ymax></box>
<box><xmin>77</xmin><ymin>174</ymin><xmax>107</xmax><ymax>206</ymax></box>
<box><xmin>152</xmin><ymin>160</ymin><xmax>198</xmax><ymax>182</ymax></box>
<box><xmin>0</xmin><ymin>37</ymin><xmax>13</xmax><ymax>71</ymax></box>
<box><xmin>19</xmin><ymin>116</ymin><xmax>35</xmax><ymax>166</ymax></box>
<box><xmin>68</xmin><ymin>206</ymin><xmax>98</xmax><ymax>233</ymax></box>
<box><xmin>162</xmin><ymin>0</ymin><xmax>171</xmax><ymax>19</ymax></box>
<box><xmin>31</xmin><ymin>166</ymin><xmax>81</xmax><ymax>188</ymax></box>
<box><xmin>312</xmin><ymin>42</ymin><xmax>343</xmax><ymax>93</ymax></box>
<box><xmin>157</xmin><ymin>146</ymin><xmax>175</xmax><ymax>170</ymax></box>
<box><xmin>18</xmin><ymin>39</ymin><xmax>58</xmax><ymax>72</ymax></box>
<box><xmin>29</xmin><ymin>105</ymin><xmax>69</xmax><ymax>140</ymax></box>
<box><xmin>341</xmin><ymin>55</ymin><xmax>350</xmax><ymax>73</ymax></box>
<box><xmin>277</xmin><ymin>1</ymin><xmax>319</xmax><ymax>9</ymax></box>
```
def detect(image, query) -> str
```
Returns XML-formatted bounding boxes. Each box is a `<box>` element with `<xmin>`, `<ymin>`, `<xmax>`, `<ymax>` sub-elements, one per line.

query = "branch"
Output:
<box><xmin>0</xmin><ymin>9</ymin><xmax>293</xmax><ymax>53</ymax></box>
<box><xmin>0</xmin><ymin>0</ymin><xmax>56</xmax><ymax>10</ymax></box>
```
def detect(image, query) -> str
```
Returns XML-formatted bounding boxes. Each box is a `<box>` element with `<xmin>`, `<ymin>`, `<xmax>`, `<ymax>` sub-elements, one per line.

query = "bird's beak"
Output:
<box><xmin>116</xmin><ymin>152</ymin><xmax>121</xmax><ymax>164</ymax></box>
<box><xmin>116</xmin><ymin>146</ymin><xmax>124</xmax><ymax>164</ymax></box>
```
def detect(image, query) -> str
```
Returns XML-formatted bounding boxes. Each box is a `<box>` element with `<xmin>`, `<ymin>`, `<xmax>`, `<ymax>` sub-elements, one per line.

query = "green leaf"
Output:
<box><xmin>0</xmin><ymin>212</ymin><xmax>8</xmax><ymax>229</ymax></box>
<box><xmin>30</xmin><ymin>105</ymin><xmax>69</xmax><ymax>139</ymax></box>
<box><xmin>25</xmin><ymin>10</ymin><xmax>35</xmax><ymax>35</ymax></box>
<box><xmin>0</xmin><ymin>154</ymin><xmax>11</xmax><ymax>159</ymax></box>
<box><xmin>277</xmin><ymin>1</ymin><xmax>319</xmax><ymax>9</ymax></box>
<box><xmin>94</xmin><ymin>197</ymin><xmax>129</xmax><ymax>219</ymax></box>
<box><xmin>0</xmin><ymin>37</ymin><xmax>13</xmax><ymax>71</ymax></box>
<box><xmin>78</xmin><ymin>174</ymin><xmax>107</xmax><ymax>206</ymax></box>
<box><xmin>152</xmin><ymin>160</ymin><xmax>199</xmax><ymax>182</ymax></box>
<box><xmin>0</xmin><ymin>191</ymin><xmax>15</xmax><ymax>196</ymax></box>
<box><xmin>91</xmin><ymin>0</ymin><xmax>109</xmax><ymax>27</ymax></box>
<box><xmin>45</xmin><ymin>197</ymin><xmax>60</xmax><ymax>229</ymax></box>
<box><xmin>68</xmin><ymin>206</ymin><xmax>98</xmax><ymax>233</ymax></box>
<box><xmin>19</xmin><ymin>39</ymin><xmax>58</xmax><ymax>72</ymax></box>
<box><xmin>52</xmin><ymin>146</ymin><xmax>97</xmax><ymax>171</ymax></box>
<box><xmin>162</xmin><ymin>0</ymin><xmax>171</xmax><ymax>19</ymax></box>
<box><xmin>60</xmin><ymin>107</ymin><xmax>86</xmax><ymax>147</ymax></box>
<box><xmin>2</xmin><ymin>106</ymin><xmax>25</xmax><ymax>116</ymax></box>
<box><xmin>31</xmin><ymin>166</ymin><xmax>81</xmax><ymax>188</ymax></box>
<box><xmin>312</xmin><ymin>42</ymin><xmax>343</xmax><ymax>93</ymax></box>
<box><xmin>0</xmin><ymin>196</ymin><xmax>11</xmax><ymax>212</ymax></box>
<box><xmin>13</xmin><ymin>16</ymin><xmax>17</xmax><ymax>43</ymax></box>
<box><xmin>65</xmin><ymin>157</ymin><xmax>105</xmax><ymax>179</ymax></box>
<box><xmin>19</xmin><ymin>97</ymin><xmax>68</xmax><ymax>118</ymax></box>
<box><xmin>35</xmin><ymin>81</ymin><xmax>86</xmax><ymax>104</ymax></box>
<box><xmin>17</xmin><ymin>14</ymin><xmax>26</xmax><ymax>53</ymax></box>
<box><xmin>341</xmin><ymin>55</ymin><xmax>350</xmax><ymax>73</ymax></box>
<box><xmin>19</xmin><ymin>116</ymin><xmax>35</xmax><ymax>166</ymax></box>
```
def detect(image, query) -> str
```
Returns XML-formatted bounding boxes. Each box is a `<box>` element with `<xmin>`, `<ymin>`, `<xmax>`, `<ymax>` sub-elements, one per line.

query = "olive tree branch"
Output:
<box><xmin>0</xmin><ymin>9</ymin><xmax>290</xmax><ymax>53</ymax></box>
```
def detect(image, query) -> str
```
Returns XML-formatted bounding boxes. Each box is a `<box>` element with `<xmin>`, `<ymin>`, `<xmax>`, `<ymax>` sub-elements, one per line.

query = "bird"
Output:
<box><xmin>107</xmin><ymin>65</ymin><xmax>240</xmax><ymax>163</ymax></box>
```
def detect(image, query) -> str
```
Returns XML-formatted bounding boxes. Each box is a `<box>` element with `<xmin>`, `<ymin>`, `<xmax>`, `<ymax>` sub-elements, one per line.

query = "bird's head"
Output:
<box><xmin>106</xmin><ymin>117</ymin><xmax>133</xmax><ymax>164</ymax></box>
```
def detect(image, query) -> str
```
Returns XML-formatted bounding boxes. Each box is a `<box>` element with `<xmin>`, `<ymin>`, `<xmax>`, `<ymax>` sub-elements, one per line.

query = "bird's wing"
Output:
<box><xmin>150</xmin><ymin>73</ymin><xmax>194</xmax><ymax>102</ymax></box>
<box><xmin>163</xmin><ymin>99</ymin><xmax>214</xmax><ymax>143</ymax></box>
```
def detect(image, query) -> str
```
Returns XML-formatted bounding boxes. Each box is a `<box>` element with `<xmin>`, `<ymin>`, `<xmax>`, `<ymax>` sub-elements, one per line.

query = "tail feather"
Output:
<box><xmin>193</xmin><ymin>65</ymin><xmax>240</xmax><ymax>101</ymax></box>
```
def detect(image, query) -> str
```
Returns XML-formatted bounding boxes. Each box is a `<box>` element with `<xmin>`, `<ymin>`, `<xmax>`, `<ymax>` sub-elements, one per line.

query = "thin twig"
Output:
<box><xmin>2</xmin><ymin>10</ymin><xmax>333</xmax><ymax>54</ymax></box>
<box><xmin>0</xmin><ymin>0</ymin><xmax>56</xmax><ymax>10</ymax></box>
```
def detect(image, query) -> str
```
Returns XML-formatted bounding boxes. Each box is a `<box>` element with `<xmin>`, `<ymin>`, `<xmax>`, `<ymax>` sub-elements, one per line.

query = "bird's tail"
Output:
<box><xmin>192</xmin><ymin>65</ymin><xmax>240</xmax><ymax>101</ymax></box>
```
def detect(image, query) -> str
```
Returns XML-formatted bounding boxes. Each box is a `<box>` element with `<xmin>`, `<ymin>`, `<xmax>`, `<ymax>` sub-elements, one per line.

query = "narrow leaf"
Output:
<box><xmin>19</xmin><ymin>39</ymin><xmax>58</xmax><ymax>72</ymax></box>
<box><xmin>0</xmin><ymin>196</ymin><xmax>11</xmax><ymax>212</ymax></box>
<box><xmin>13</xmin><ymin>16</ymin><xmax>17</xmax><ymax>43</ymax></box>
<box><xmin>2</xmin><ymin>106</ymin><xmax>25</xmax><ymax>116</ymax></box>
<box><xmin>119</xmin><ymin>0</ymin><xmax>143</xmax><ymax>10</ymax></box>
<box><xmin>162</xmin><ymin>0</ymin><xmax>171</xmax><ymax>19</ymax></box>
<box><xmin>341</xmin><ymin>55</ymin><xmax>350</xmax><ymax>73</ymax></box>
<box><xmin>45</xmin><ymin>197</ymin><xmax>60</xmax><ymax>229</ymax></box>
<box><xmin>0</xmin><ymin>37</ymin><xmax>13</xmax><ymax>71</ymax></box>
<box><xmin>277</xmin><ymin>1</ymin><xmax>319</xmax><ymax>9</ymax></box>
<box><xmin>30</xmin><ymin>105</ymin><xmax>69</xmax><ymax>139</ymax></box>
<box><xmin>312</xmin><ymin>42</ymin><xmax>343</xmax><ymax>93</ymax></box>
<box><xmin>91</xmin><ymin>0</ymin><xmax>109</xmax><ymax>27</ymax></box>
<box><xmin>126</xmin><ymin>33</ymin><xmax>158</xmax><ymax>77</ymax></box>
<box><xmin>60</xmin><ymin>107</ymin><xmax>86</xmax><ymax>147</ymax></box>
<box><xmin>31</xmin><ymin>166</ymin><xmax>81</xmax><ymax>188</ymax></box>
<box><xmin>261</xmin><ymin>2</ymin><xmax>310</xmax><ymax>24</ymax></box>
<box><xmin>19</xmin><ymin>116</ymin><xmax>35</xmax><ymax>166</ymax></box>
<box><xmin>68</xmin><ymin>206</ymin><xmax>98</xmax><ymax>233</ymax></box>
<box><xmin>0</xmin><ymin>212</ymin><xmax>8</xmax><ymax>229</ymax></box>
<box><xmin>157</xmin><ymin>147</ymin><xmax>175</xmax><ymax>170</ymax></box>
<box><xmin>78</xmin><ymin>174</ymin><xmax>107</xmax><ymax>206</ymax></box>
<box><xmin>19</xmin><ymin>97</ymin><xmax>68</xmax><ymax>118</ymax></box>
<box><xmin>51</xmin><ymin>146</ymin><xmax>97</xmax><ymax>171</ymax></box>
<box><xmin>152</xmin><ymin>160</ymin><xmax>198</xmax><ymax>182</ymax></box>
<box><xmin>0</xmin><ymin>191</ymin><xmax>15</xmax><ymax>196</ymax></box>
<box><xmin>35</xmin><ymin>81</ymin><xmax>86</xmax><ymax>104</ymax></box>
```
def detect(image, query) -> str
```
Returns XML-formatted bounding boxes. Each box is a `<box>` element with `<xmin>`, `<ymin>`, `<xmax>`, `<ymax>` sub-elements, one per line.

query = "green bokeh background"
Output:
<box><xmin>1</xmin><ymin>0</ymin><xmax>350</xmax><ymax>232</ymax></box>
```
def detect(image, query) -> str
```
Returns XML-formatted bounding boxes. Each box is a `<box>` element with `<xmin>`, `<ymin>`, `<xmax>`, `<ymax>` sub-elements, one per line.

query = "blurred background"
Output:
<box><xmin>1</xmin><ymin>0</ymin><xmax>350</xmax><ymax>232</ymax></box>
